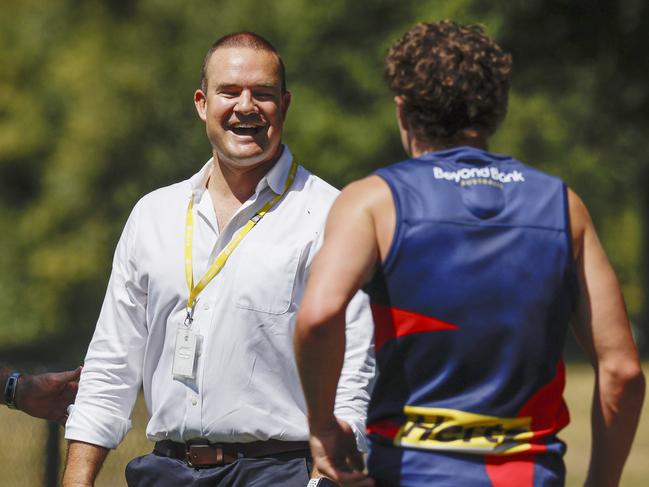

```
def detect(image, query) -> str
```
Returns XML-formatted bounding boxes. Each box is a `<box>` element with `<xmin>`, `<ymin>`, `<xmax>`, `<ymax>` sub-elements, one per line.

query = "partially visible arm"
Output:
<box><xmin>568</xmin><ymin>189</ymin><xmax>645</xmax><ymax>487</ymax></box>
<box><xmin>295</xmin><ymin>176</ymin><xmax>392</xmax><ymax>486</ymax></box>
<box><xmin>333</xmin><ymin>289</ymin><xmax>376</xmax><ymax>454</ymax></box>
<box><xmin>63</xmin><ymin>441</ymin><xmax>109</xmax><ymax>487</ymax></box>
<box><xmin>15</xmin><ymin>368</ymin><xmax>82</xmax><ymax>422</ymax></box>
<box><xmin>1</xmin><ymin>366</ymin><xmax>81</xmax><ymax>422</ymax></box>
<box><xmin>64</xmin><ymin>203</ymin><xmax>147</xmax><ymax>484</ymax></box>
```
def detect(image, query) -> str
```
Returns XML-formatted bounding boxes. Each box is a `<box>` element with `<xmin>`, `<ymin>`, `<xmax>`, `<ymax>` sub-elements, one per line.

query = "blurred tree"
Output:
<box><xmin>490</xmin><ymin>0</ymin><xmax>649</xmax><ymax>353</ymax></box>
<box><xmin>0</xmin><ymin>0</ymin><xmax>646</xmax><ymax>367</ymax></box>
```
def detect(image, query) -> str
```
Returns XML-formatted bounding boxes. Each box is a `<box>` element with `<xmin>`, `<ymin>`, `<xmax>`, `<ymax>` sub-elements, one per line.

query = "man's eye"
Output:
<box><xmin>254</xmin><ymin>92</ymin><xmax>276</xmax><ymax>100</ymax></box>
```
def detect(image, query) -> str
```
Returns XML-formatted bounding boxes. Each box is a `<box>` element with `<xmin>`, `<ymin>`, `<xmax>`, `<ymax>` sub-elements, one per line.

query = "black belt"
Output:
<box><xmin>154</xmin><ymin>439</ymin><xmax>310</xmax><ymax>468</ymax></box>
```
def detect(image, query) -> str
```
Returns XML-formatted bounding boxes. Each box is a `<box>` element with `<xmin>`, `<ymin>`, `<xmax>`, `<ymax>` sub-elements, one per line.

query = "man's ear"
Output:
<box><xmin>194</xmin><ymin>89</ymin><xmax>208</xmax><ymax>122</ymax></box>
<box><xmin>281</xmin><ymin>91</ymin><xmax>291</xmax><ymax>121</ymax></box>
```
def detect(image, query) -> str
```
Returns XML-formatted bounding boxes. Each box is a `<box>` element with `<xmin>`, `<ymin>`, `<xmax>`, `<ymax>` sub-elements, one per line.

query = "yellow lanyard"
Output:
<box><xmin>184</xmin><ymin>159</ymin><xmax>298</xmax><ymax>323</ymax></box>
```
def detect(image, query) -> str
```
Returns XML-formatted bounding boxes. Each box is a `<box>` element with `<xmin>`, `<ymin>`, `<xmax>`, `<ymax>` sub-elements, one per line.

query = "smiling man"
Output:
<box><xmin>62</xmin><ymin>32</ymin><xmax>374</xmax><ymax>487</ymax></box>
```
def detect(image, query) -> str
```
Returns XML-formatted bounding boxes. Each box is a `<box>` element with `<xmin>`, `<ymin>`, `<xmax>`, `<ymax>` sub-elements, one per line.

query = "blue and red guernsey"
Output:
<box><xmin>364</xmin><ymin>147</ymin><xmax>577</xmax><ymax>486</ymax></box>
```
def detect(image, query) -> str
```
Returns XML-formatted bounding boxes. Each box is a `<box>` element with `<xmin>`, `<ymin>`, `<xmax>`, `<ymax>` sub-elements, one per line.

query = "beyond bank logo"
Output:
<box><xmin>433</xmin><ymin>166</ymin><xmax>525</xmax><ymax>187</ymax></box>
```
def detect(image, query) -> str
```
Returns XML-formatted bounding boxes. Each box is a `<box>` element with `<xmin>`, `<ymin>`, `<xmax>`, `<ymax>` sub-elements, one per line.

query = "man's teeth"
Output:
<box><xmin>230</xmin><ymin>125</ymin><xmax>263</xmax><ymax>136</ymax></box>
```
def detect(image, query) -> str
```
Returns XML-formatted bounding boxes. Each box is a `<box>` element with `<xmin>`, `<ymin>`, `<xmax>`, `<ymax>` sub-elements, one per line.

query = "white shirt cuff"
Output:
<box><xmin>336</xmin><ymin>415</ymin><xmax>368</xmax><ymax>453</ymax></box>
<box><xmin>64</xmin><ymin>404</ymin><xmax>132</xmax><ymax>449</ymax></box>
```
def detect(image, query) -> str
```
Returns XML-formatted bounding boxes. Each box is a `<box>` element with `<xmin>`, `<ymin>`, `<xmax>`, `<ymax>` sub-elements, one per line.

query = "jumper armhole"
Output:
<box><xmin>375</xmin><ymin>173</ymin><xmax>403</xmax><ymax>276</ymax></box>
<box><xmin>561</xmin><ymin>182</ymin><xmax>580</xmax><ymax>309</ymax></box>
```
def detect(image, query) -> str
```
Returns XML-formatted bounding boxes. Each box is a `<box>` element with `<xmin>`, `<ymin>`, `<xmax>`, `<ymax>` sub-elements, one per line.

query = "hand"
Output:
<box><xmin>15</xmin><ymin>367</ymin><xmax>82</xmax><ymax>423</ymax></box>
<box><xmin>309</xmin><ymin>418</ymin><xmax>375</xmax><ymax>487</ymax></box>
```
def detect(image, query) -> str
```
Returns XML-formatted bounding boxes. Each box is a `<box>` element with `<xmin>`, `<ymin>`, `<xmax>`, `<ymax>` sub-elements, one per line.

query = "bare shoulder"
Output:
<box><xmin>335</xmin><ymin>175</ymin><xmax>395</xmax><ymax>260</ymax></box>
<box><xmin>340</xmin><ymin>175</ymin><xmax>390</xmax><ymax>196</ymax></box>
<box><xmin>567</xmin><ymin>187</ymin><xmax>590</xmax><ymax>225</ymax></box>
<box><xmin>567</xmin><ymin>187</ymin><xmax>593</xmax><ymax>258</ymax></box>
<box><xmin>337</xmin><ymin>175</ymin><xmax>392</xmax><ymax>212</ymax></box>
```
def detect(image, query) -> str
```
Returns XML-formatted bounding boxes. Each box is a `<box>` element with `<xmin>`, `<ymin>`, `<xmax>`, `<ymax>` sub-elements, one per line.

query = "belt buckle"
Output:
<box><xmin>186</xmin><ymin>443</ymin><xmax>224</xmax><ymax>468</ymax></box>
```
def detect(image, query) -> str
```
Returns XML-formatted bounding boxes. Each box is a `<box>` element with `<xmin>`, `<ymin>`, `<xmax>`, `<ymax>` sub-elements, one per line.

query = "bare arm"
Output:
<box><xmin>295</xmin><ymin>176</ymin><xmax>392</xmax><ymax>486</ymax></box>
<box><xmin>1</xmin><ymin>366</ymin><xmax>81</xmax><ymax>423</ymax></box>
<box><xmin>62</xmin><ymin>440</ymin><xmax>109</xmax><ymax>487</ymax></box>
<box><xmin>568</xmin><ymin>189</ymin><xmax>645</xmax><ymax>487</ymax></box>
<box><xmin>16</xmin><ymin>368</ymin><xmax>82</xmax><ymax>422</ymax></box>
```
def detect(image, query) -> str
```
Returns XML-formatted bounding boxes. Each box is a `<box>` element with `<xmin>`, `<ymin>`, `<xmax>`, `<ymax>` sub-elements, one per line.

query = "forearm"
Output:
<box><xmin>295</xmin><ymin>307</ymin><xmax>346</xmax><ymax>432</ymax></box>
<box><xmin>585</xmin><ymin>362</ymin><xmax>645</xmax><ymax>487</ymax></box>
<box><xmin>333</xmin><ymin>291</ymin><xmax>375</xmax><ymax>452</ymax></box>
<box><xmin>63</xmin><ymin>440</ymin><xmax>109</xmax><ymax>487</ymax></box>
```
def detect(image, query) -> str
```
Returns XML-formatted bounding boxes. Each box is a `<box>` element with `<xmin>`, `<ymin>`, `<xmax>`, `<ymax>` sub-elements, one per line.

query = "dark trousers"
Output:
<box><xmin>125</xmin><ymin>450</ymin><xmax>312</xmax><ymax>487</ymax></box>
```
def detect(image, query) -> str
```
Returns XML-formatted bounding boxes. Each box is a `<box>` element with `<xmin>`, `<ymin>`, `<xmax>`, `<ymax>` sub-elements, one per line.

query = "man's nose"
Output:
<box><xmin>235</xmin><ymin>90</ymin><xmax>256</xmax><ymax>114</ymax></box>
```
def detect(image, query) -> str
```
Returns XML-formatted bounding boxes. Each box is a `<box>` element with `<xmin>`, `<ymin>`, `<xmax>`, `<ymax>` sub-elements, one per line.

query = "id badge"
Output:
<box><xmin>172</xmin><ymin>327</ymin><xmax>199</xmax><ymax>379</ymax></box>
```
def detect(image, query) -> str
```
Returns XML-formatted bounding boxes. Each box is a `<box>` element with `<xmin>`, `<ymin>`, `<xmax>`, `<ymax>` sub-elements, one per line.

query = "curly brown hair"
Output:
<box><xmin>385</xmin><ymin>21</ymin><xmax>512</xmax><ymax>145</ymax></box>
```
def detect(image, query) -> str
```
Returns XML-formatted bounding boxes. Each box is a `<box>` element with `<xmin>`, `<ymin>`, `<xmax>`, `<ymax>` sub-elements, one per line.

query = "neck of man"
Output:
<box><xmin>206</xmin><ymin>146</ymin><xmax>283</xmax><ymax>230</ymax></box>
<box><xmin>409</xmin><ymin>132</ymin><xmax>489</xmax><ymax>158</ymax></box>
<box><xmin>209</xmin><ymin>145</ymin><xmax>285</xmax><ymax>202</ymax></box>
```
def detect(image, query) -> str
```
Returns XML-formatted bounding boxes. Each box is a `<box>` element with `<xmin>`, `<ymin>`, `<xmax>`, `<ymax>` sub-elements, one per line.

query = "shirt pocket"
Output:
<box><xmin>233</xmin><ymin>243</ymin><xmax>301</xmax><ymax>315</ymax></box>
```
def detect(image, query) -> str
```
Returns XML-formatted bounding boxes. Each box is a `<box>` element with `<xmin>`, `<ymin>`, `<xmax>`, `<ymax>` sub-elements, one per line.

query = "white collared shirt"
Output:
<box><xmin>65</xmin><ymin>147</ymin><xmax>375</xmax><ymax>450</ymax></box>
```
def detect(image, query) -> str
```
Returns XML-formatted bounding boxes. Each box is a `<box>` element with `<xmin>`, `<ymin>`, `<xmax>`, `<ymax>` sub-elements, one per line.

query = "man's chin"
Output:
<box><xmin>218</xmin><ymin>143</ymin><xmax>283</xmax><ymax>169</ymax></box>
<box><xmin>218</xmin><ymin>151</ymin><xmax>276</xmax><ymax>169</ymax></box>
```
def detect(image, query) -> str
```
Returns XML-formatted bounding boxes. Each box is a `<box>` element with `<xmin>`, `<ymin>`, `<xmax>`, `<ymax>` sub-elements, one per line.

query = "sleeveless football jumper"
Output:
<box><xmin>365</xmin><ymin>147</ymin><xmax>577</xmax><ymax>487</ymax></box>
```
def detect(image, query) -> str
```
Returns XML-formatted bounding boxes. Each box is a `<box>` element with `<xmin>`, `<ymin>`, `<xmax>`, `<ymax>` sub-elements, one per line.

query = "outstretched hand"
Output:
<box><xmin>15</xmin><ymin>367</ymin><xmax>82</xmax><ymax>424</ymax></box>
<box><xmin>309</xmin><ymin>418</ymin><xmax>375</xmax><ymax>487</ymax></box>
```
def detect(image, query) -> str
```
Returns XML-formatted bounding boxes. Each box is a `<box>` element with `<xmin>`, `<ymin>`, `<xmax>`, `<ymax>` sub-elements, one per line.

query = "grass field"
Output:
<box><xmin>1</xmin><ymin>363</ymin><xmax>647</xmax><ymax>486</ymax></box>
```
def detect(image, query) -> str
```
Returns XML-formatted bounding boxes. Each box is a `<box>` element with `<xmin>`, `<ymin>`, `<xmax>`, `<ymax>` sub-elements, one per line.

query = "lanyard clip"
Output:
<box><xmin>184</xmin><ymin>307</ymin><xmax>195</xmax><ymax>327</ymax></box>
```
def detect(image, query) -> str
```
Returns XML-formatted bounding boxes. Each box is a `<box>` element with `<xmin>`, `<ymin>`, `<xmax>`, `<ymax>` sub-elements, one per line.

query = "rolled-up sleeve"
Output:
<box><xmin>65</xmin><ymin>203</ymin><xmax>148</xmax><ymax>449</ymax></box>
<box><xmin>334</xmin><ymin>289</ymin><xmax>376</xmax><ymax>453</ymax></box>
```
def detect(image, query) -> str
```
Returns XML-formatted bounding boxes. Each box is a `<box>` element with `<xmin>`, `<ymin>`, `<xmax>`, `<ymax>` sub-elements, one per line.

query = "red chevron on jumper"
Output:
<box><xmin>371</xmin><ymin>303</ymin><xmax>458</xmax><ymax>351</ymax></box>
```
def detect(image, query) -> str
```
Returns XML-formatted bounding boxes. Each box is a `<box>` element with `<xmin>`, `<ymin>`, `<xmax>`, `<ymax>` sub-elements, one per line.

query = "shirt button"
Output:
<box><xmin>203</xmin><ymin>303</ymin><xmax>210</xmax><ymax>310</ymax></box>
<box><xmin>191</xmin><ymin>397</ymin><xmax>198</xmax><ymax>406</ymax></box>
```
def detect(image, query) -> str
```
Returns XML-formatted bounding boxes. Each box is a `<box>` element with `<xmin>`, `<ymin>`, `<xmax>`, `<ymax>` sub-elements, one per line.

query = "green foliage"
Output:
<box><xmin>1</xmin><ymin>0</ymin><xmax>647</xmax><ymax>362</ymax></box>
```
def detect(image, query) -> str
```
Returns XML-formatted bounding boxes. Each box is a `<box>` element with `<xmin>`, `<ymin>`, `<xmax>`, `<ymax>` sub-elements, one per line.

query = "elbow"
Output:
<box><xmin>295</xmin><ymin>296</ymin><xmax>347</xmax><ymax>341</ymax></box>
<box><xmin>600</xmin><ymin>359</ymin><xmax>646</xmax><ymax>406</ymax></box>
<box><xmin>624</xmin><ymin>364</ymin><xmax>646</xmax><ymax>403</ymax></box>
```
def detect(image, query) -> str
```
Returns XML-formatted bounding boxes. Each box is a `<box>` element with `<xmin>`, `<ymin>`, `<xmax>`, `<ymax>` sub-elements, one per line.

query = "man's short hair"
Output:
<box><xmin>200</xmin><ymin>31</ymin><xmax>287</xmax><ymax>93</ymax></box>
<box><xmin>385</xmin><ymin>21</ymin><xmax>512</xmax><ymax>145</ymax></box>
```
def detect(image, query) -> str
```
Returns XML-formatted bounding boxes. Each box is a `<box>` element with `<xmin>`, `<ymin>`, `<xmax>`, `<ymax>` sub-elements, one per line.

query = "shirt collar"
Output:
<box><xmin>189</xmin><ymin>159</ymin><xmax>213</xmax><ymax>200</ymax></box>
<box><xmin>188</xmin><ymin>145</ymin><xmax>294</xmax><ymax>199</ymax></box>
<box><xmin>255</xmin><ymin>145</ymin><xmax>293</xmax><ymax>196</ymax></box>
